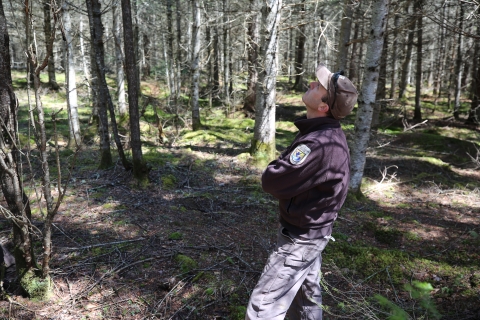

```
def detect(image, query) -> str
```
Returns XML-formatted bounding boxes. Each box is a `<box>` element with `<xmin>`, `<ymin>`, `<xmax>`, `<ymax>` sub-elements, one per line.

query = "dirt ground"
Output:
<box><xmin>1</xmin><ymin>112</ymin><xmax>480</xmax><ymax>319</ymax></box>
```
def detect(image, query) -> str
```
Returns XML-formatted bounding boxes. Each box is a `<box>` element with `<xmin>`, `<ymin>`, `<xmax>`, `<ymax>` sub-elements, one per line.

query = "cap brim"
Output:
<box><xmin>316</xmin><ymin>64</ymin><xmax>332</xmax><ymax>90</ymax></box>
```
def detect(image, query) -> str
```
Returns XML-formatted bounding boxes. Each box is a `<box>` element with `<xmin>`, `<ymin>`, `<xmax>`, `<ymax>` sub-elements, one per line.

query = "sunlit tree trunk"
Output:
<box><xmin>223</xmin><ymin>0</ymin><xmax>231</xmax><ymax>105</ymax></box>
<box><xmin>62</xmin><ymin>1</ymin><xmax>82</xmax><ymax>149</ymax></box>
<box><xmin>350</xmin><ymin>0</ymin><xmax>389</xmax><ymax>194</ymax></box>
<box><xmin>191</xmin><ymin>0</ymin><xmax>202</xmax><ymax>130</ymax></box>
<box><xmin>113</xmin><ymin>0</ymin><xmax>127</xmax><ymax>116</ymax></box>
<box><xmin>79</xmin><ymin>17</ymin><xmax>92</xmax><ymax>99</ymax></box>
<box><xmin>250</xmin><ymin>0</ymin><xmax>281</xmax><ymax>161</ymax></box>
<box><xmin>372</xmin><ymin>12</ymin><xmax>389</xmax><ymax>128</ymax></box>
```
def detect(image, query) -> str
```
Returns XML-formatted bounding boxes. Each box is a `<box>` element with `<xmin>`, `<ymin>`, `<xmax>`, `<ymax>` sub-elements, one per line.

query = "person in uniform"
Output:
<box><xmin>245</xmin><ymin>63</ymin><xmax>358</xmax><ymax>320</ymax></box>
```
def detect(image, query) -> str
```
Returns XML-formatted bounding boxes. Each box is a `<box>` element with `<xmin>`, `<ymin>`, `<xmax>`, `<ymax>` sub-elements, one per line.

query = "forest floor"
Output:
<box><xmin>1</xmin><ymin>77</ymin><xmax>480</xmax><ymax>319</ymax></box>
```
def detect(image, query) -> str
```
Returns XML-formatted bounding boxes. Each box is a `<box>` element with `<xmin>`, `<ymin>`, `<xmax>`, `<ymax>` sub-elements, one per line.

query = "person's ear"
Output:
<box><xmin>319</xmin><ymin>104</ymin><xmax>329</xmax><ymax>112</ymax></box>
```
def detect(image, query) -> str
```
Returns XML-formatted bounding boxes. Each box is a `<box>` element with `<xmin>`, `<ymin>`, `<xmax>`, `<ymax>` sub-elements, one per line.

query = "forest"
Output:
<box><xmin>0</xmin><ymin>0</ymin><xmax>479</xmax><ymax>318</ymax></box>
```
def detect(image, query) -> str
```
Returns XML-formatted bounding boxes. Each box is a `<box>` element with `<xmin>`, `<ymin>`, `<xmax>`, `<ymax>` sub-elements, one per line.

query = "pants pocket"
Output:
<box><xmin>258</xmin><ymin>273</ymin><xmax>291</xmax><ymax>317</ymax></box>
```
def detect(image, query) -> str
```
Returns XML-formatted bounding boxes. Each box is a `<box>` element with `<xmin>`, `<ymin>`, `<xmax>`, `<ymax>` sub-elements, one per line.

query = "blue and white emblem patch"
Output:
<box><xmin>290</xmin><ymin>144</ymin><xmax>311</xmax><ymax>165</ymax></box>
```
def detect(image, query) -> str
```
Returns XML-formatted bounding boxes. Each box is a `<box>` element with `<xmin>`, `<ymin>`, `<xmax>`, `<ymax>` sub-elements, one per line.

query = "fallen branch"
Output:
<box><xmin>58</xmin><ymin>238</ymin><xmax>145</xmax><ymax>251</ymax></box>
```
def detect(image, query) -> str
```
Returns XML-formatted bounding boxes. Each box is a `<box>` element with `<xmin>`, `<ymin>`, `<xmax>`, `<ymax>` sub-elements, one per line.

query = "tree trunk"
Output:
<box><xmin>389</xmin><ymin>13</ymin><xmax>399</xmax><ymax>99</ymax></box>
<box><xmin>142</xmin><ymin>33</ymin><xmax>151</xmax><ymax>79</ymax></box>
<box><xmin>113</xmin><ymin>0</ymin><xmax>127</xmax><ymax>116</ymax></box>
<box><xmin>243</xmin><ymin>0</ymin><xmax>259</xmax><ymax>114</ymax></box>
<box><xmin>466</xmin><ymin>18</ymin><xmax>480</xmax><ymax>125</ymax></box>
<box><xmin>223</xmin><ymin>0</ymin><xmax>231</xmax><ymax>106</ymax></box>
<box><xmin>80</xmin><ymin>17</ymin><xmax>92</xmax><ymax>99</ymax></box>
<box><xmin>348</xmin><ymin>2</ymin><xmax>361</xmax><ymax>85</ymax></box>
<box><xmin>413</xmin><ymin>0</ymin><xmax>423</xmax><ymax>121</ymax></box>
<box><xmin>372</xmin><ymin>12</ymin><xmax>389</xmax><ymax>128</ymax></box>
<box><xmin>191</xmin><ymin>0</ymin><xmax>202</xmax><ymax>131</ymax></box>
<box><xmin>250</xmin><ymin>0</ymin><xmax>281</xmax><ymax>162</ymax></box>
<box><xmin>166</xmin><ymin>0</ymin><xmax>177</xmax><ymax>100</ymax></box>
<box><xmin>62</xmin><ymin>1</ymin><xmax>82</xmax><ymax>149</ymax></box>
<box><xmin>43</xmin><ymin>0</ymin><xmax>59</xmax><ymax>90</ymax></box>
<box><xmin>292</xmin><ymin>0</ymin><xmax>306</xmax><ymax>92</ymax></box>
<box><xmin>453</xmin><ymin>3</ymin><xmax>464</xmax><ymax>120</ymax></box>
<box><xmin>350</xmin><ymin>0</ymin><xmax>389</xmax><ymax>194</ymax></box>
<box><xmin>0</xmin><ymin>2</ymin><xmax>38</xmax><ymax>295</ymax></box>
<box><xmin>121</xmin><ymin>0</ymin><xmax>148</xmax><ymax>185</ymax></box>
<box><xmin>212</xmin><ymin>29</ymin><xmax>220</xmax><ymax>95</ymax></box>
<box><xmin>175</xmin><ymin>0</ymin><xmax>182</xmax><ymax>94</ymax></box>
<box><xmin>336</xmin><ymin>0</ymin><xmax>353</xmax><ymax>72</ymax></box>
<box><xmin>398</xmin><ymin>4</ymin><xmax>415</xmax><ymax>100</ymax></box>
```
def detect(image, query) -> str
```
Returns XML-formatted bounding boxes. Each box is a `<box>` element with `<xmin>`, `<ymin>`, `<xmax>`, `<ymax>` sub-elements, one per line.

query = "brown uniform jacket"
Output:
<box><xmin>262</xmin><ymin>116</ymin><xmax>350</xmax><ymax>239</ymax></box>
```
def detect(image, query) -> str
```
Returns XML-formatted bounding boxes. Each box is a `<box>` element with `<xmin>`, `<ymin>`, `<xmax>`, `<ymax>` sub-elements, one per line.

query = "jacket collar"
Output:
<box><xmin>294</xmin><ymin>116</ymin><xmax>340</xmax><ymax>135</ymax></box>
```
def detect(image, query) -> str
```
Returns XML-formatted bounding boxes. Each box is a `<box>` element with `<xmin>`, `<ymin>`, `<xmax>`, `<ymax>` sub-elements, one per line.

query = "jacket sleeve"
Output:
<box><xmin>261</xmin><ymin>137</ymin><xmax>334</xmax><ymax>199</ymax></box>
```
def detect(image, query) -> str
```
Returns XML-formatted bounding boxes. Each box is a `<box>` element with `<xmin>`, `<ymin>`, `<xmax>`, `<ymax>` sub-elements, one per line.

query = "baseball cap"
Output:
<box><xmin>316</xmin><ymin>63</ymin><xmax>358</xmax><ymax>120</ymax></box>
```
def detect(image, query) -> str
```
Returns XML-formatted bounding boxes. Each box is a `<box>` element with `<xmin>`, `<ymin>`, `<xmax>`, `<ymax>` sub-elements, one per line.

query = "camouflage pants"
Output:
<box><xmin>245</xmin><ymin>227</ymin><xmax>331</xmax><ymax>320</ymax></box>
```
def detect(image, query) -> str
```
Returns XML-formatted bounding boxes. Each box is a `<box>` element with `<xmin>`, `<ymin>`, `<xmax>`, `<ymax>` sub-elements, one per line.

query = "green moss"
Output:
<box><xmin>229</xmin><ymin>305</ymin><xmax>246</xmax><ymax>320</ymax></box>
<box><xmin>20</xmin><ymin>270</ymin><xmax>52</xmax><ymax>301</ymax></box>
<box><xmin>168</xmin><ymin>232</ymin><xmax>183</xmax><ymax>240</ymax></box>
<box><xmin>175</xmin><ymin>254</ymin><xmax>197</xmax><ymax>273</ymax></box>
<box><xmin>374</xmin><ymin>227</ymin><xmax>403</xmax><ymax>246</ymax></box>
<box><xmin>161</xmin><ymin>174</ymin><xmax>177</xmax><ymax>190</ymax></box>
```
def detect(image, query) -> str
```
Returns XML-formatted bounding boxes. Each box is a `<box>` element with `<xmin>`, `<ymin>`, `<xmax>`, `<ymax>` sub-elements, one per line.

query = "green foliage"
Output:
<box><xmin>20</xmin><ymin>270</ymin><xmax>52</xmax><ymax>301</ymax></box>
<box><xmin>374</xmin><ymin>294</ymin><xmax>410</xmax><ymax>320</ymax></box>
<box><xmin>229</xmin><ymin>305</ymin><xmax>246</xmax><ymax>320</ymax></box>
<box><xmin>175</xmin><ymin>254</ymin><xmax>197</xmax><ymax>273</ymax></box>
<box><xmin>161</xmin><ymin>174</ymin><xmax>177</xmax><ymax>190</ymax></box>
<box><xmin>404</xmin><ymin>281</ymin><xmax>442</xmax><ymax>319</ymax></box>
<box><xmin>168</xmin><ymin>232</ymin><xmax>183</xmax><ymax>240</ymax></box>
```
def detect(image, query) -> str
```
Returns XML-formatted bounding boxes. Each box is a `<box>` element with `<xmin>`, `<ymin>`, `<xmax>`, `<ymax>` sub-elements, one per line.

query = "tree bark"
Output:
<box><xmin>113</xmin><ymin>0</ymin><xmax>127</xmax><ymax>116</ymax></box>
<box><xmin>350</xmin><ymin>0</ymin><xmax>389</xmax><ymax>194</ymax></box>
<box><xmin>223</xmin><ymin>0</ymin><xmax>231</xmax><ymax>105</ymax></box>
<box><xmin>292</xmin><ymin>0</ymin><xmax>306</xmax><ymax>92</ymax></box>
<box><xmin>191</xmin><ymin>0</ymin><xmax>202</xmax><ymax>131</ymax></box>
<box><xmin>121</xmin><ymin>0</ymin><xmax>148</xmax><ymax>185</ymax></box>
<box><xmin>466</xmin><ymin>18</ymin><xmax>480</xmax><ymax>125</ymax></box>
<box><xmin>336</xmin><ymin>0</ymin><xmax>353</xmax><ymax>73</ymax></box>
<box><xmin>413</xmin><ymin>0</ymin><xmax>423</xmax><ymax>121</ymax></box>
<box><xmin>250</xmin><ymin>0</ymin><xmax>281</xmax><ymax>161</ymax></box>
<box><xmin>453</xmin><ymin>3</ymin><xmax>464</xmax><ymax>120</ymax></box>
<box><xmin>243</xmin><ymin>0</ymin><xmax>259</xmax><ymax>114</ymax></box>
<box><xmin>398</xmin><ymin>4</ymin><xmax>416</xmax><ymax>100</ymax></box>
<box><xmin>43</xmin><ymin>0</ymin><xmax>59</xmax><ymax>90</ymax></box>
<box><xmin>389</xmin><ymin>13</ymin><xmax>399</xmax><ymax>99</ymax></box>
<box><xmin>372</xmin><ymin>12</ymin><xmax>389</xmax><ymax>128</ymax></box>
<box><xmin>0</xmin><ymin>0</ymin><xmax>37</xmax><ymax>292</ymax></box>
<box><xmin>62</xmin><ymin>1</ymin><xmax>82</xmax><ymax>149</ymax></box>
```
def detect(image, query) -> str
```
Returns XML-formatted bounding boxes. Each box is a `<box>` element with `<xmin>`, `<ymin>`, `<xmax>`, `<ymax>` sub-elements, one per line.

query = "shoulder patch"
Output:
<box><xmin>290</xmin><ymin>144</ymin><xmax>311</xmax><ymax>165</ymax></box>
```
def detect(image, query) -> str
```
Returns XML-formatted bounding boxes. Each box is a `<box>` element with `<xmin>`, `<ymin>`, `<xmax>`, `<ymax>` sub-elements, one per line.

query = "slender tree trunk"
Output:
<box><xmin>223</xmin><ymin>0</ymin><xmax>231</xmax><ymax>105</ymax></box>
<box><xmin>250</xmin><ymin>0</ymin><xmax>281</xmax><ymax>161</ymax></box>
<box><xmin>413</xmin><ymin>0</ymin><xmax>423</xmax><ymax>121</ymax></box>
<box><xmin>142</xmin><ymin>33</ymin><xmax>151</xmax><ymax>79</ymax></box>
<box><xmin>243</xmin><ymin>0</ymin><xmax>259</xmax><ymax>114</ymax></box>
<box><xmin>43</xmin><ymin>0</ymin><xmax>59</xmax><ymax>90</ymax></box>
<box><xmin>292</xmin><ymin>0</ymin><xmax>306</xmax><ymax>91</ymax></box>
<box><xmin>113</xmin><ymin>0</ymin><xmax>127</xmax><ymax>116</ymax></box>
<box><xmin>166</xmin><ymin>0</ymin><xmax>177</xmax><ymax>100</ymax></box>
<box><xmin>349</xmin><ymin>2</ymin><xmax>361</xmax><ymax>84</ymax></box>
<box><xmin>191</xmin><ymin>0</ymin><xmax>202</xmax><ymax>130</ymax></box>
<box><xmin>466</xmin><ymin>18</ymin><xmax>480</xmax><ymax>125</ymax></box>
<box><xmin>79</xmin><ymin>17</ymin><xmax>92</xmax><ymax>99</ymax></box>
<box><xmin>62</xmin><ymin>1</ymin><xmax>82</xmax><ymax>149</ymax></box>
<box><xmin>389</xmin><ymin>13</ymin><xmax>399</xmax><ymax>99</ymax></box>
<box><xmin>453</xmin><ymin>3</ymin><xmax>464</xmax><ymax>120</ymax></box>
<box><xmin>121</xmin><ymin>0</ymin><xmax>148</xmax><ymax>185</ymax></box>
<box><xmin>175</xmin><ymin>0</ymin><xmax>182</xmax><ymax>94</ymax></box>
<box><xmin>398</xmin><ymin>4</ymin><xmax>416</xmax><ymax>100</ymax></box>
<box><xmin>336</xmin><ymin>0</ymin><xmax>353</xmax><ymax>72</ymax></box>
<box><xmin>350</xmin><ymin>0</ymin><xmax>389</xmax><ymax>194</ymax></box>
<box><xmin>372</xmin><ymin>13</ymin><xmax>389</xmax><ymax>128</ymax></box>
<box><xmin>212</xmin><ymin>29</ymin><xmax>220</xmax><ymax>95</ymax></box>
